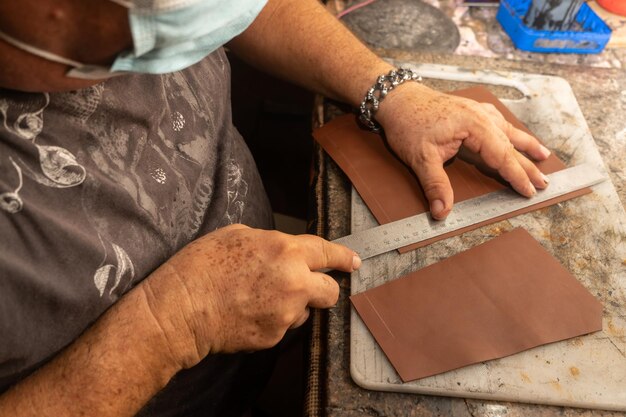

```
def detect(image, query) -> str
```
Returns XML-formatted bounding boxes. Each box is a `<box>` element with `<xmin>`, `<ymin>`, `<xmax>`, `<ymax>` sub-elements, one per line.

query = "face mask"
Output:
<box><xmin>0</xmin><ymin>0</ymin><xmax>268</xmax><ymax>80</ymax></box>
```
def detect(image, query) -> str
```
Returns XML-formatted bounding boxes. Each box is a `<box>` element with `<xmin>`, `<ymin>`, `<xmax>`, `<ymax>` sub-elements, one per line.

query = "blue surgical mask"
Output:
<box><xmin>0</xmin><ymin>0</ymin><xmax>268</xmax><ymax>79</ymax></box>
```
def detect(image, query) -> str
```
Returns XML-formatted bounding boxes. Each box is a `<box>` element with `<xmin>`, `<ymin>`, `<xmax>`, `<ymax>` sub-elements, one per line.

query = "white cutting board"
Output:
<box><xmin>349</xmin><ymin>63</ymin><xmax>626</xmax><ymax>411</ymax></box>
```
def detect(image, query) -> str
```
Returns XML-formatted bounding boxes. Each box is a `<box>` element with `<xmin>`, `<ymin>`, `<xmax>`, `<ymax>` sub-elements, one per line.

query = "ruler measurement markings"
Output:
<box><xmin>333</xmin><ymin>164</ymin><xmax>607</xmax><ymax>261</ymax></box>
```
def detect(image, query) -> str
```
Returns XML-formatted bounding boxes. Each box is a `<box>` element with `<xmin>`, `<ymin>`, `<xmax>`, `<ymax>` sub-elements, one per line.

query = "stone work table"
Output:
<box><xmin>304</xmin><ymin>50</ymin><xmax>626</xmax><ymax>417</ymax></box>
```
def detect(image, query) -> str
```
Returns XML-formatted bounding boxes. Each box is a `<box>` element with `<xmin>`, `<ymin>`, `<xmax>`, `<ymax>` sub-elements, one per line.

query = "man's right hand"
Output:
<box><xmin>141</xmin><ymin>224</ymin><xmax>360</xmax><ymax>369</ymax></box>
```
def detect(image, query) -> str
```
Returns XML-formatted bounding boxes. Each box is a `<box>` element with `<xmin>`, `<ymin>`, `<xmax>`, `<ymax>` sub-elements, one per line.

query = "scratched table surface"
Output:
<box><xmin>310</xmin><ymin>50</ymin><xmax>626</xmax><ymax>417</ymax></box>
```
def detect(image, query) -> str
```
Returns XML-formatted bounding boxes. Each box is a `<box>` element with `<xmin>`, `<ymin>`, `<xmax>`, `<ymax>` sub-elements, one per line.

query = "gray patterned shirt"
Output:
<box><xmin>0</xmin><ymin>49</ymin><xmax>275</xmax><ymax>416</ymax></box>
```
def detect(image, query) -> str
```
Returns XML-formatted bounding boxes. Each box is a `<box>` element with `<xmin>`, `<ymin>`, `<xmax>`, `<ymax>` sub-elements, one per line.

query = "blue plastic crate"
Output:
<box><xmin>496</xmin><ymin>0</ymin><xmax>612</xmax><ymax>53</ymax></box>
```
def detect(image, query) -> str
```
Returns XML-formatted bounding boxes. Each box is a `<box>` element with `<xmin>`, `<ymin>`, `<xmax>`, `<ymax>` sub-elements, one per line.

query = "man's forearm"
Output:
<box><xmin>0</xmin><ymin>223</ymin><xmax>359</xmax><ymax>416</ymax></box>
<box><xmin>228</xmin><ymin>0</ymin><xmax>395</xmax><ymax>107</ymax></box>
<box><xmin>0</xmin><ymin>280</ymin><xmax>181</xmax><ymax>417</ymax></box>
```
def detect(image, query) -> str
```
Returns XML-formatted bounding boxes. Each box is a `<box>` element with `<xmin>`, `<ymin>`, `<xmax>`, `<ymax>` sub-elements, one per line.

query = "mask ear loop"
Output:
<box><xmin>0</xmin><ymin>30</ymin><xmax>124</xmax><ymax>80</ymax></box>
<box><xmin>0</xmin><ymin>30</ymin><xmax>85</xmax><ymax>68</ymax></box>
<box><xmin>108</xmin><ymin>0</ymin><xmax>134</xmax><ymax>8</ymax></box>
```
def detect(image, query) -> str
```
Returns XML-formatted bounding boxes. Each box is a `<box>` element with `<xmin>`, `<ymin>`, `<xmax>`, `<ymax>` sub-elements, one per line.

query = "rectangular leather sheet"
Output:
<box><xmin>350</xmin><ymin>228</ymin><xmax>603</xmax><ymax>382</ymax></box>
<box><xmin>312</xmin><ymin>87</ymin><xmax>590</xmax><ymax>252</ymax></box>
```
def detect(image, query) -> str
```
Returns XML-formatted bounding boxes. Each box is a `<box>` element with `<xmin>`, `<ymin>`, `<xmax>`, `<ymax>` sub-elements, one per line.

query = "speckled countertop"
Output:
<box><xmin>310</xmin><ymin>49</ymin><xmax>626</xmax><ymax>417</ymax></box>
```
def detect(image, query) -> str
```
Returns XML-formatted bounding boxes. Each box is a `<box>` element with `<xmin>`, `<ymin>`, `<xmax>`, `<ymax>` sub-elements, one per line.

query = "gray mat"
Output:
<box><xmin>342</xmin><ymin>0</ymin><xmax>460</xmax><ymax>52</ymax></box>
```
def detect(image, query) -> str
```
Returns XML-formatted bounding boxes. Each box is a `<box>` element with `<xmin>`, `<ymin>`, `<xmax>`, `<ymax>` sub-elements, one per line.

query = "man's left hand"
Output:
<box><xmin>376</xmin><ymin>82</ymin><xmax>552</xmax><ymax>219</ymax></box>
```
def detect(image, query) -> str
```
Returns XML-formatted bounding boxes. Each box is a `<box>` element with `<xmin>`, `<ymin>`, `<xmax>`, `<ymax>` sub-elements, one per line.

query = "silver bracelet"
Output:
<box><xmin>358</xmin><ymin>68</ymin><xmax>422</xmax><ymax>133</ymax></box>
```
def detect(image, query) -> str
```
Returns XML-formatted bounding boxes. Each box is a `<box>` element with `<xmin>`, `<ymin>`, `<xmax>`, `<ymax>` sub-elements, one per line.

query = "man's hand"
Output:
<box><xmin>142</xmin><ymin>224</ymin><xmax>360</xmax><ymax>369</ymax></box>
<box><xmin>376</xmin><ymin>82</ymin><xmax>552</xmax><ymax>219</ymax></box>
<box><xmin>229</xmin><ymin>0</ymin><xmax>551</xmax><ymax>221</ymax></box>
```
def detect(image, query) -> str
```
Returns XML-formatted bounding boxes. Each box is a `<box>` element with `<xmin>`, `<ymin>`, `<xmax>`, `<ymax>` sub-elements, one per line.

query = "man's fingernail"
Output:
<box><xmin>539</xmin><ymin>145</ymin><xmax>551</xmax><ymax>158</ymax></box>
<box><xmin>528</xmin><ymin>182</ymin><xmax>537</xmax><ymax>195</ymax></box>
<box><xmin>352</xmin><ymin>253</ymin><xmax>362</xmax><ymax>270</ymax></box>
<box><xmin>542</xmin><ymin>173</ymin><xmax>550</xmax><ymax>184</ymax></box>
<box><xmin>431</xmin><ymin>199</ymin><xmax>444</xmax><ymax>216</ymax></box>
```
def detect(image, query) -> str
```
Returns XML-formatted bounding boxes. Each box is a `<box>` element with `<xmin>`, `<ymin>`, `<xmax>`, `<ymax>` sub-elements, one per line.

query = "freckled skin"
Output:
<box><xmin>375</xmin><ymin>82</ymin><xmax>552</xmax><ymax>219</ymax></box>
<box><xmin>143</xmin><ymin>224</ymin><xmax>357</xmax><ymax>369</ymax></box>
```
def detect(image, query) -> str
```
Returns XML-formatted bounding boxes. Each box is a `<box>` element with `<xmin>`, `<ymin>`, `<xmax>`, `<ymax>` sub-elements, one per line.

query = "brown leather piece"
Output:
<box><xmin>350</xmin><ymin>228</ymin><xmax>603</xmax><ymax>382</ymax></box>
<box><xmin>312</xmin><ymin>87</ymin><xmax>590</xmax><ymax>252</ymax></box>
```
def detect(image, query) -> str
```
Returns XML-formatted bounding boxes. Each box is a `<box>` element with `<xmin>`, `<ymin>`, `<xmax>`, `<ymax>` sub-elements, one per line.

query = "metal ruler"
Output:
<box><xmin>332</xmin><ymin>163</ymin><xmax>607</xmax><ymax>260</ymax></box>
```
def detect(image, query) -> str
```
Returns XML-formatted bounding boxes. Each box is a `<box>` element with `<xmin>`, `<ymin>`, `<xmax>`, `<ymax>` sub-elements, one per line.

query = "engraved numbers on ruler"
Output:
<box><xmin>334</xmin><ymin>164</ymin><xmax>607</xmax><ymax>261</ymax></box>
